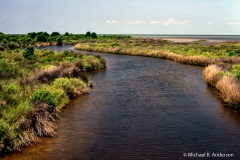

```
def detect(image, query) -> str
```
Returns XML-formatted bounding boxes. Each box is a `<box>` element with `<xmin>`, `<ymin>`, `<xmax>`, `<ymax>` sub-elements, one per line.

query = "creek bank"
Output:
<box><xmin>0</xmin><ymin>49</ymin><xmax>106</xmax><ymax>155</ymax></box>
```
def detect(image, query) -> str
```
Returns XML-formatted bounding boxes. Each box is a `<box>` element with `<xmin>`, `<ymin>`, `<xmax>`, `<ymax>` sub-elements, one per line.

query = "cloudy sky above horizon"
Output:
<box><xmin>0</xmin><ymin>0</ymin><xmax>239</xmax><ymax>34</ymax></box>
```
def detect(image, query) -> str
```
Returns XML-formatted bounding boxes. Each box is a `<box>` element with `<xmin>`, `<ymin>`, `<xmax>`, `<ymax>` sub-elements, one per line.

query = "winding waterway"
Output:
<box><xmin>5</xmin><ymin>46</ymin><xmax>240</xmax><ymax>159</ymax></box>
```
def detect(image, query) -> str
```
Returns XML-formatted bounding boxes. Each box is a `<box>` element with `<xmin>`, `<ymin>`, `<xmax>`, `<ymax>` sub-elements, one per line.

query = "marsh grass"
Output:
<box><xmin>216</xmin><ymin>76</ymin><xmax>240</xmax><ymax>105</ymax></box>
<box><xmin>75</xmin><ymin>40</ymin><xmax>240</xmax><ymax>66</ymax></box>
<box><xmin>203</xmin><ymin>64</ymin><xmax>240</xmax><ymax>107</ymax></box>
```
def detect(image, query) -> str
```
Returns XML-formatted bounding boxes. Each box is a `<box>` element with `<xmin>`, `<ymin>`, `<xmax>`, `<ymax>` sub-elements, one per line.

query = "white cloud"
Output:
<box><xmin>106</xmin><ymin>20</ymin><xmax>119</xmax><ymax>25</ymax></box>
<box><xmin>106</xmin><ymin>18</ymin><xmax>188</xmax><ymax>26</ymax></box>
<box><xmin>207</xmin><ymin>22</ymin><xmax>214</xmax><ymax>25</ymax></box>
<box><xmin>227</xmin><ymin>21</ymin><xmax>240</xmax><ymax>26</ymax></box>
<box><xmin>149</xmin><ymin>18</ymin><xmax>188</xmax><ymax>25</ymax></box>
<box><xmin>126</xmin><ymin>20</ymin><xmax>146</xmax><ymax>25</ymax></box>
<box><xmin>162</xmin><ymin>18</ymin><xmax>188</xmax><ymax>25</ymax></box>
<box><xmin>150</xmin><ymin>21</ymin><xmax>162</xmax><ymax>25</ymax></box>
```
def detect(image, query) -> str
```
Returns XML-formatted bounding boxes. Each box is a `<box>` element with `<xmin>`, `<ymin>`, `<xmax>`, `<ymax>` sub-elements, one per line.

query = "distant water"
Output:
<box><xmin>129</xmin><ymin>34</ymin><xmax>240</xmax><ymax>42</ymax></box>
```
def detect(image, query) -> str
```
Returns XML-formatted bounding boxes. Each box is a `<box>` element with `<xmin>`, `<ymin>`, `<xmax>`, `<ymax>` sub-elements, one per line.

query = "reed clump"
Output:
<box><xmin>216</xmin><ymin>76</ymin><xmax>240</xmax><ymax>105</ymax></box>
<box><xmin>203</xmin><ymin>64</ymin><xmax>240</xmax><ymax>107</ymax></box>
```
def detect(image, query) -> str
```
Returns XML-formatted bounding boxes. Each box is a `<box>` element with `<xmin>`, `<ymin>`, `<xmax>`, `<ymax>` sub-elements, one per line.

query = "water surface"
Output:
<box><xmin>5</xmin><ymin>46</ymin><xmax>240</xmax><ymax>159</ymax></box>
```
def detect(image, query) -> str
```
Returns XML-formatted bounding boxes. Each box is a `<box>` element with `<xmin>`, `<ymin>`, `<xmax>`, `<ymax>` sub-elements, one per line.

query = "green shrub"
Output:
<box><xmin>32</xmin><ymin>87</ymin><xmax>67</xmax><ymax>111</ymax></box>
<box><xmin>69</xmin><ymin>78</ymin><xmax>85</xmax><ymax>90</ymax></box>
<box><xmin>41</xmin><ymin>65</ymin><xmax>56</xmax><ymax>70</ymax></box>
<box><xmin>53</xmin><ymin>78</ymin><xmax>86</xmax><ymax>98</ymax></box>
<box><xmin>2</xmin><ymin>84</ymin><xmax>20</xmax><ymax>94</ymax></box>
<box><xmin>0</xmin><ymin>120</ymin><xmax>8</xmax><ymax>142</ymax></box>
<box><xmin>42</xmin><ymin>49</ymin><xmax>55</xmax><ymax>57</ymax></box>
<box><xmin>0</xmin><ymin>84</ymin><xmax>21</xmax><ymax>106</ymax></box>
<box><xmin>230</xmin><ymin>64</ymin><xmax>240</xmax><ymax>79</ymax></box>
<box><xmin>111</xmin><ymin>42</ymin><xmax>119</xmax><ymax>47</ymax></box>
<box><xmin>53</xmin><ymin>78</ymin><xmax>72</xmax><ymax>94</ymax></box>
<box><xmin>56</xmin><ymin>36</ymin><xmax>63</xmax><ymax>45</ymax></box>
<box><xmin>65</xmin><ymin>57</ymin><xmax>75</xmax><ymax>61</ymax></box>
<box><xmin>83</xmin><ymin>61</ymin><xmax>92</xmax><ymax>71</ymax></box>
<box><xmin>23</xmin><ymin>46</ymin><xmax>36</xmax><ymax>60</ymax></box>
<box><xmin>2</xmin><ymin>39</ymin><xmax>8</xmax><ymax>44</ymax></box>
<box><xmin>2</xmin><ymin>100</ymin><xmax>31</xmax><ymax>124</ymax></box>
<box><xmin>62</xmin><ymin>50</ymin><xmax>77</xmax><ymax>57</ymax></box>
<box><xmin>32</xmin><ymin>89</ymin><xmax>57</xmax><ymax>107</ymax></box>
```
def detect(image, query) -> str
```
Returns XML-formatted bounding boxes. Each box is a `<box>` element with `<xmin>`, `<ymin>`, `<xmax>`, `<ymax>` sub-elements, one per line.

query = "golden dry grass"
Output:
<box><xmin>203</xmin><ymin>65</ymin><xmax>223</xmax><ymax>85</ymax></box>
<box><xmin>216</xmin><ymin>76</ymin><xmax>240</xmax><ymax>105</ymax></box>
<box><xmin>25</xmin><ymin>62</ymin><xmax>83</xmax><ymax>85</ymax></box>
<box><xmin>203</xmin><ymin>65</ymin><xmax>240</xmax><ymax>106</ymax></box>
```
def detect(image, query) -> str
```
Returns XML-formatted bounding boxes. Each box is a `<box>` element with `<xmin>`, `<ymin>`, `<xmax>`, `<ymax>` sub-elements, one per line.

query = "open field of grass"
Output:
<box><xmin>75</xmin><ymin>38</ymin><xmax>240</xmax><ymax>107</ymax></box>
<box><xmin>0</xmin><ymin>48</ymin><xmax>106</xmax><ymax>153</ymax></box>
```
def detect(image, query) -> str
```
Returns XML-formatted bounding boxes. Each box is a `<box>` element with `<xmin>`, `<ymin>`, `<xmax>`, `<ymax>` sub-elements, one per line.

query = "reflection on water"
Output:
<box><xmin>5</xmin><ymin>46</ymin><xmax>240</xmax><ymax>160</ymax></box>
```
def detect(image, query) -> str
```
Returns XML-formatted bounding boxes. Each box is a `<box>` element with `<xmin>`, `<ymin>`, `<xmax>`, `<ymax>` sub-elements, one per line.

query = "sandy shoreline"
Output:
<box><xmin>160</xmin><ymin>38</ymin><xmax>224</xmax><ymax>43</ymax></box>
<box><xmin>135</xmin><ymin>35</ymin><xmax>240</xmax><ymax>43</ymax></box>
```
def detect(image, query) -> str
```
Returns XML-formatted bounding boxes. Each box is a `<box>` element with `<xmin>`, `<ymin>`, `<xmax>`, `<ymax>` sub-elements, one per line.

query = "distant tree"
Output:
<box><xmin>56</xmin><ymin>36</ymin><xmax>63</xmax><ymax>45</ymax></box>
<box><xmin>23</xmin><ymin>46</ymin><xmax>36</xmax><ymax>60</ymax></box>
<box><xmin>9</xmin><ymin>37</ymin><xmax>18</xmax><ymax>42</ymax></box>
<box><xmin>0</xmin><ymin>32</ymin><xmax>4</xmax><ymax>35</ymax></box>
<box><xmin>91</xmin><ymin>32</ymin><xmax>97</xmax><ymax>38</ymax></box>
<box><xmin>43</xmin><ymin>32</ymin><xmax>49</xmax><ymax>37</ymax></box>
<box><xmin>85</xmin><ymin>31</ymin><xmax>91</xmax><ymax>37</ymax></box>
<box><xmin>64</xmin><ymin>32</ymin><xmax>69</xmax><ymax>36</ymax></box>
<box><xmin>0</xmin><ymin>35</ymin><xmax>4</xmax><ymax>41</ymax></box>
<box><xmin>28</xmin><ymin>32</ymin><xmax>36</xmax><ymax>39</ymax></box>
<box><xmin>36</xmin><ymin>34</ymin><xmax>47</xmax><ymax>42</ymax></box>
<box><xmin>36</xmin><ymin>31</ymin><xmax>44</xmax><ymax>35</ymax></box>
<box><xmin>2</xmin><ymin>39</ymin><xmax>8</xmax><ymax>44</ymax></box>
<box><xmin>47</xmin><ymin>37</ymin><xmax>54</xmax><ymax>42</ymax></box>
<box><xmin>25</xmin><ymin>37</ymin><xmax>32</xmax><ymax>43</ymax></box>
<box><xmin>51</xmin><ymin>32</ymin><xmax>60</xmax><ymax>37</ymax></box>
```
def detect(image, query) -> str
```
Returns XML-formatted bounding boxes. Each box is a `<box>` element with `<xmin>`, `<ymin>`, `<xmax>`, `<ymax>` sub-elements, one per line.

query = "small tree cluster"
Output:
<box><xmin>23</xmin><ymin>46</ymin><xmax>36</xmax><ymax>60</ymax></box>
<box><xmin>85</xmin><ymin>31</ymin><xmax>97</xmax><ymax>38</ymax></box>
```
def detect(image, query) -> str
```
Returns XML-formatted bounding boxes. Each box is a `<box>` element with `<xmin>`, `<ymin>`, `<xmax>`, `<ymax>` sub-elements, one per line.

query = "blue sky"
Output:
<box><xmin>0</xmin><ymin>0</ymin><xmax>239</xmax><ymax>34</ymax></box>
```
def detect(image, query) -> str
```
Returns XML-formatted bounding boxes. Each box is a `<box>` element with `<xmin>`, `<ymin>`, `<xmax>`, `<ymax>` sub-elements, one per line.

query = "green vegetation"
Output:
<box><xmin>75</xmin><ymin>38</ymin><xmax>240</xmax><ymax>63</ymax></box>
<box><xmin>0</xmin><ymin>31</ymin><xmax>130</xmax><ymax>51</ymax></box>
<box><xmin>0</xmin><ymin>47</ymin><xmax>106</xmax><ymax>153</ymax></box>
<box><xmin>223</xmin><ymin>64</ymin><xmax>240</xmax><ymax>79</ymax></box>
<box><xmin>23</xmin><ymin>46</ymin><xmax>36</xmax><ymax>60</ymax></box>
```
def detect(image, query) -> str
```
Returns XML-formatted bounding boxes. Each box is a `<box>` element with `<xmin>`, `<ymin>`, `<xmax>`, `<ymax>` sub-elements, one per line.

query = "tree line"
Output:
<box><xmin>0</xmin><ymin>31</ymin><xmax>100</xmax><ymax>50</ymax></box>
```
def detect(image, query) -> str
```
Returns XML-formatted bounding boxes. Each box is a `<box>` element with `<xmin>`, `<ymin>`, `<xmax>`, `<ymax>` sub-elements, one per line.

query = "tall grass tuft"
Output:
<box><xmin>203</xmin><ymin>64</ymin><xmax>240</xmax><ymax>107</ymax></box>
<box><xmin>216</xmin><ymin>76</ymin><xmax>240</xmax><ymax>105</ymax></box>
<box><xmin>203</xmin><ymin>65</ymin><xmax>223</xmax><ymax>86</ymax></box>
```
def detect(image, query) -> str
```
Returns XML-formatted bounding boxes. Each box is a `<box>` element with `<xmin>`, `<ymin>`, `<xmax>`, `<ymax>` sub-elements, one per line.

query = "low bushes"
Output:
<box><xmin>53</xmin><ymin>78</ymin><xmax>86</xmax><ymax>98</ymax></box>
